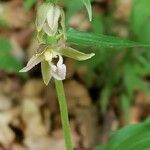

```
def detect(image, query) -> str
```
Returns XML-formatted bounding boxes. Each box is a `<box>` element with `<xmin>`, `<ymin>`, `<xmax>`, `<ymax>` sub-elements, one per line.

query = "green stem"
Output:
<box><xmin>55</xmin><ymin>80</ymin><xmax>73</xmax><ymax>150</ymax></box>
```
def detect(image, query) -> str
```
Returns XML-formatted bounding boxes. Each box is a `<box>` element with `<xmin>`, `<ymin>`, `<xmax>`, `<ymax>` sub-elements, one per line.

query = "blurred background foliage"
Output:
<box><xmin>0</xmin><ymin>0</ymin><xmax>150</xmax><ymax>149</ymax></box>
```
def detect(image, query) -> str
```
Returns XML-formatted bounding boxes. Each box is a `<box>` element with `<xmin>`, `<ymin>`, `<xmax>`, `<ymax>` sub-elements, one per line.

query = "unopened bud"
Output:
<box><xmin>36</xmin><ymin>3</ymin><xmax>61</xmax><ymax>36</ymax></box>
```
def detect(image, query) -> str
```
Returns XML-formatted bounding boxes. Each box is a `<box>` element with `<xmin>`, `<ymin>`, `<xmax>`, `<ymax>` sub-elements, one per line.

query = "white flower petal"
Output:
<box><xmin>57</xmin><ymin>54</ymin><xmax>63</xmax><ymax>66</ymax></box>
<box><xmin>43</xmin><ymin>23</ymin><xmax>53</xmax><ymax>36</ymax></box>
<box><xmin>46</xmin><ymin>5</ymin><xmax>60</xmax><ymax>35</ymax></box>
<box><xmin>51</xmin><ymin>23</ymin><xmax>58</xmax><ymax>35</ymax></box>
<box><xmin>53</xmin><ymin>6</ymin><xmax>61</xmax><ymax>25</ymax></box>
<box><xmin>51</xmin><ymin>63</ymin><xmax>66</xmax><ymax>80</ymax></box>
<box><xmin>52</xmin><ymin>6</ymin><xmax>61</xmax><ymax>32</ymax></box>
<box><xmin>47</xmin><ymin>5</ymin><xmax>54</xmax><ymax>29</ymax></box>
<box><xmin>19</xmin><ymin>55</ymin><xmax>43</xmax><ymax>72</ymax></box>
<box><xmin>36</xmin><ymin>3</ymin><xmax>50</xmax><ymax>32</ymax></box>
<box><xmin>51</xmin><ymin>55</ymin><xmax>66</xmax><ymax>80</ymax></box>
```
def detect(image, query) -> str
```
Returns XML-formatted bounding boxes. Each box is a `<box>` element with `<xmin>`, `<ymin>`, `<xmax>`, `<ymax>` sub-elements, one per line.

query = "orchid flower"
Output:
<box><xmin>36</xmin><ymin>3</ymin><xmax>61</xmax><ymax>36</ymax></box>
<box><xmin>20</xmin><ymin>44</ymin><xmax>95</xmax><ymax>85</ymax></box>
<box><xmin>20</xmin><ymin>3</ymin><xmax>95</xmax><ymax>85</ymax></box>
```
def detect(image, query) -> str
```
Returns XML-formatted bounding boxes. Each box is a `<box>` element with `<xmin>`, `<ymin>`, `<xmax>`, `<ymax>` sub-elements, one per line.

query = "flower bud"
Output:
<box><xmin>36</xmin><ymin>3</ymin><xmax>61</xmax><ymax>36</ymax></box>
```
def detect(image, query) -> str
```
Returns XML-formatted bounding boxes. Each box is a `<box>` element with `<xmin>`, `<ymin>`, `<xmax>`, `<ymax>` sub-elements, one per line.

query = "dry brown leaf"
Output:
<box><xmin>0</xmin><ymin>108</ymin><xmax>19</xmax><ymax>147</ymax></box>
<box><xmin>75</xmin><ymin>106</ymin><xmax>100</xmax><ymax>149</ymax></box>
<box><xmin>64</xmin><ymin>80</ymin><xmax>92</xmax><ymax>113</ymax></box>
<box><xmin>22</xmin><ymin>79</ymin><xmax>45</xmax><ymax>98</ymax></box>
<box><xmin>115</xmin><ymin>0</ymin><xmax>132</xmax><ymax>21</ymax></box>
<box><xmin>21</xmin><ymin>98</ymin><xmax>48</xmax><ymax>138</ymax></box>
<box><xmin>69</xmin><ymin>12</ymin><xmax>91</xmax><ymax>31</ymax></box>
<box><xmin>0</xmin><ymin>95</ymin><xmax>12</xmax><ymax>111</ymax></box>
<box><xmin>0</xmin><ymin>1</ymin><xmax>31</xmax><ymax>28</ymax></box>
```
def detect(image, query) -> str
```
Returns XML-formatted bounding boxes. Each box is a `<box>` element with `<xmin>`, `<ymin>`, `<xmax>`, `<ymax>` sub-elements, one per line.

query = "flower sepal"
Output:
<box><xmin>20</xmin><ymin>44</ymin><xmax>95</xmax><ymax>85</ymax></box>
<box><xmin>55</xmin><ymin>47</ymin><xmax>95</xmax><ymax>61</ymax></box>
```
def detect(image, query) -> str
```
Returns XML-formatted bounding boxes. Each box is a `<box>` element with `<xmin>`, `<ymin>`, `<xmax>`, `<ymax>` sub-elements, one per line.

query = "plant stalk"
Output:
<box><xmin>54</xmin><ymin>80</ymin><xmax>73</xmax><ymax>150</ymax></box>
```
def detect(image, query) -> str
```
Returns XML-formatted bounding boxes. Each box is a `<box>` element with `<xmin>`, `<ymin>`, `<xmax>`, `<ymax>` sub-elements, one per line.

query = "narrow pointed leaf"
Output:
<box><xmin>56</xmin><ymin>47</ymin><xmax>95</xmax><ymax>61</ymax></box>
<box><xmin>35</xmin><ymin>3</ymin><xmax>50</xmax><ymax>31</ymax></box>
<box><xmin>41</xmin><ymin>61</ymin><xmax>51</xmax><ymax>85</ymax></box>
<box><xmin>67</xmin><ymin>29</ymin><xmax>150</xmax><ymax>48</ymax></box>
<box><xmin>80</xmin><ymin>0</ymin><xmax>92</xmax><ymax>21</ymax></box>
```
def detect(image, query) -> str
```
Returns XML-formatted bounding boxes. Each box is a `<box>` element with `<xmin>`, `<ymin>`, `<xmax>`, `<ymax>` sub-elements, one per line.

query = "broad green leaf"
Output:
<box><xmin>36</xmin><ymin>3</ymin><xmax>50</xmax><ymax>31</ymax></box>
<box><xmin>0</xmin><ymin>37</ymin><xmax>11</xmax><ymax>53</ymax></box>
<box><xmin>131</xmin><ymin>0</ymin><xmax>150</xmax><ymax>44</ymax></box>
<box><xmin>80</xmin><ymin>0</ymin><xmax>92</xmax><ymax>21</ymax></box>
<box><xmin>41</xmin><ymin>61</ymin><xmax>51</xmax><ymax>85</ymax></box>
<box><xmin>103</xmin><ymin>120</ymin><xmax>150</xmax><ymax>150</ymax></box>
<box><xmin>0</xmin><ymin>53</ymin><xmax>23</xmax><ymax>73</ymax></box>
<box><xmin>0</xmin><ymin>37</ymin><xmax>23</xmax><ymax>74</ymax></box>
<box><xmin>56</xmin><ymin>47</ymin><xmax>95</xmax><ymax>61</ymax></box>
<box><xmin>92</xmin><ymin>12</ymin><xmax>104</xmax><ymax>34</ymax></box>
<box><xmin>67</xmin><ymin>29</ymin><xmax>149</xmax><ymax>48</ymax></box>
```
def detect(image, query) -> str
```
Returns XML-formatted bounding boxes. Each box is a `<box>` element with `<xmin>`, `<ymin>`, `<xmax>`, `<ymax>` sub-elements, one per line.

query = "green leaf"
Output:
<box><xmin>103</xmin><ymin>120</ymin><xmax>150</xmax><ymax>150</ymax></box>
<box><xmin>0</xmin><ymin>53</ymin><xmax>23</xmax><ymax>73</ymax></box>
<box><xmin>0</xmin><ymin>37</ymin><xmax>23</xmax><ymax>74</ymax></box>
<box><xmin>124</xmin><ymin>63</ymin><xmax>149</xmax><ymax>97</ymax></box>
<box><xmin>67</xmin><ymin>29</ymin><xmax>150</xmax><ymax>48</ymax></box>
<box><xmin>56</xmin><ymin>47</ymin><xmax>95</xmax><ymax>61</ymax></box>
<box><xmin>92</xmin><ymin>12</ymin><xmax>104</xmax><ymax>34</ymax></box>
<box><xmin>80</xmin><ymin>0</ymin><xmax>92</xmax><ymax>21</ymax></box>
<box><xmin>65</xmin><ymin>0</ymin><xmax>83</xmax><ymax>22</ymax></box>
<box><xmin>23</xmin><ymin>0</ymin><xmax>36</xmax><ymax>10</ymax></box>
<box><xmin>41</xmin><ymin>61</ymin><xmax>51</xmax><ymax>85</ymax></box>
<box><xmin>131</xmin><ymin>0</ymin><xmax>150</xmax><ymax>44</ymax></box>
<box><xmin>100</xmin><ymin>86</ymin><xmax>112</xmax><ymax>113</ymax></box>
<box><xmin>120</xmin><ymin>95</ymin><xmax>130</xmax><ymax>120</ymax></box>
<box><xmin>0</xmin><ymin>37</ymin><xmax>11</xmax><ymax>53</ymax></box>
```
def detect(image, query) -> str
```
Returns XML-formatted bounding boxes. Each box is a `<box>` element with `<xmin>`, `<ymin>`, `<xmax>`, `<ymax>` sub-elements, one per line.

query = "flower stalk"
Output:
<box><xmin>55</xmin><ymin>80</ymin><xmax>73</xmax><ymax>150</ymax></box>
<box><xmin>20</xmin><ymin>2</ymin><xmax>94</xmax><ymax>150</ymax></box>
